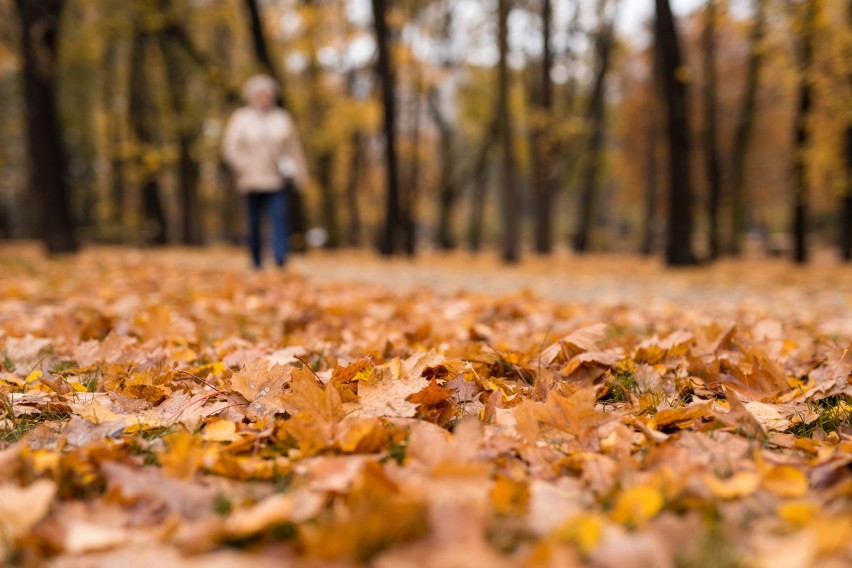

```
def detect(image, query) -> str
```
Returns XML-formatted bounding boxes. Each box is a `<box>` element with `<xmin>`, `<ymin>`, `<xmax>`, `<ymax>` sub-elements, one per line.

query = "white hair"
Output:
<box><xmin>242</xmin><ymin>74</ymin><xmax>279</xmax><ymax>103</ymax></box>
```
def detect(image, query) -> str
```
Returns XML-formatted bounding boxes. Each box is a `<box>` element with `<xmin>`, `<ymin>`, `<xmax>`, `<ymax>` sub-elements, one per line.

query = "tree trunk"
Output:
<box><xmin>243</xmin><ymin>0</ymin><xmax>285</xmax><ymax>104</ymax></box>
<box><xmin>655</xmin><ymin>0</ymin><xmax>696</xmax><ymax>266</ymax></box>
<box><xmin>729</xmin><ymin>0</ymin><xmax>767</xmax><ymax>255</ymax></box>
<box><xmin>403</xmin><ymin>69</ymin><xmax>423</xmax><ymax>257</ymax></box>
<box><xmin>573</xmin><ymin>7</ymin><xmax>615</xmax><ymax>253</ymax></box>
<box><xmin>128</xmin><ymin>32</ymin><xmax>167</xmax><ymax>246</ymax></box>
<box><xmin>532</xmin><ymin>0</ymin><xmax>554</xmax><ymax>254</ymax></box>
<box><xmin>430</xmin><ymin>86</ymin><xmax>457</xmax><ymax>250</ymax></box>
<box><xmin>468</xmin><ymin>120</ymin><xmax>499</xmax><ymax>252</ymax></box>
<box><xmin>498</xmin><ymin>0</ymin><xmax>519</xmax><ymax>264</ymax></box>
<box><xmin>431</xmin><ymin>4</ymin><xmax>457</xmax><ymax>251</ymax></box>
<box><xmin>703</xmin><ymin>0</ymin><xmax>722</xmax><ymax>260</ymax></box>
<box><xmin>641</xmin><ymin>95</ymin><xmax>660</xmax><ymax>256</ymax></box>
<box><xmin>159</xmin><ymin>30</ymin><xmax>202</xmax><ymax>246</ymax></box>
<box><xmin>304</xmin><ymin>0</ymin><xmax>340</xmax><ymax>249</ymax></box>
<box><xmin>213</xmin><ymin>23</ymin><xmax>242</xmax><ymax>244</ymax></box>
<box><xmin>372</xmin><ymin>0</ymin><xmax>404</xmax><ymax>256</ymax></box>
<box><xmin>345</xmin><ymin>130</ymin><xmax>363</xmax><ymax>247</ymax></box>
<box><xmin>792</xmin><ymin>0</ymin><xmax>818</xmax><ymax>264</ymax></box>
<box><xmin>15</xmin><ymin>0</ymin><xmax>78</xmax><ymax>254</ymax></box>
<box><xmin>102</xmin><ymin>40</ymin><xmax>127</xmax><ymax>234</ymax></box>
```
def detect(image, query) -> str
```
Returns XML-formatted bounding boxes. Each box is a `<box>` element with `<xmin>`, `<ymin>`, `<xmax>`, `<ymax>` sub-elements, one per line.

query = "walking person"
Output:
<box><xmin>221</xmin><ymin>75</ymin><xmax>308</xmax><ymax>268</ymax></box>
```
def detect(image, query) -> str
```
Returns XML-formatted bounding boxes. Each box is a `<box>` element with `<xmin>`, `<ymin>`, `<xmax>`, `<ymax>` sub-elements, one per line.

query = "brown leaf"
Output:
<box><xmin>229</xmin><ymin>358</ymin><xmax>291</xmax><ymax>418</ymax></box>
<box><xmin>406</xmin><ymin>378</ymin><xmax>456</xmax><ymax>406</ymax></box>
<box><xmin>0</xmin><ymin>480</ymin><xmax>56</xmax><ymax>541</ymax></box>
<box><xmin>330</xmin><ymin>356</ymin><xmax>374</xmax><ymax>403</ymax></box>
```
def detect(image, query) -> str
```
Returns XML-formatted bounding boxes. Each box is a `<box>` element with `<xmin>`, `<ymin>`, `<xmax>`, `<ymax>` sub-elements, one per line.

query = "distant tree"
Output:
<box><xmin>431</xmin><ymin>4</ymin><xmax>458</xmax><ymax>251</ymax></box>
<box><xmin>498</xmin><ymin>0</ymin><xmax>519</xmax><ymax>264</ymax></box>
<box><xmin>430</xmin><ymin>84</ymin><xmax>457</xmax><ymax>250</ymax></box>
<box><xmin>573</xmin><ymin>0</ymin><xmax>616</xmax><ymax>253</ymax></box>
<box><xmin>344</xmin><ymin>130</ymin><xmax>364</xmax><ymax>246</ymax></box>
<box><xmin>128</xmin><ymin>31</ymin><xmax>167</xmax><ymax>246</ymax></box>
<box><xmin>372</xmin><ymin>0</ymin><xmax>406</xmax><ymax>255</ymax></box>
<box><xmin>655</xmin><ymin>0</ymin><xmax>697</xmax><ymax>266</ymax></box>
<box><xmin>729</xmin><ymin>0</ymin><xmax>767</xmax><ymax>255</ymax></box>
<box><xmin>531</xmin><ymin>0</ymin><xmax>555</xmax><ymax>254</ymax></box>
<box><xmin>101</xmin><ymin>40</ymin><xmax>128</xmax><ymax>233</ymax></box>
<box><xmin>641</xmin><ymin>55</ymin><xmax>661</xmax><ymax>257</ymax></box>
<box><xmin>243</xmin><ymin>0</ymin><xmax>282</xmax><ymax>93</ymax></box>
<box><xmin>791</xmin><ymin>0</ymin><xmax>819</xmax><ymax>264</ymax></box>
<box><xmin>304</xmin><ymin>0</ymin><xmax>341</xmax><ymax>248</ymax></box>
<box><xmin>467</xmin><ymin>119</ymin><xmax>498</xmax><ymax>252</ymax></box>
<box><xmin>158</xmin><ymin>0</ymin><xmax>202</xmax><ymax>245</ymax></box>
<box><xmin>702</xmin><ymin>0</ymin><xmax>722</xmax><ymax>260</ymax></box>
<box><xmin>15</xmin><ymin>0</ymin><xmax>78</xmax><ymax>253</ymax></box>
<box><xmin>402</xmin><ymin>67</ymin><xmax>423</xmax><ymax>256</ymax></box>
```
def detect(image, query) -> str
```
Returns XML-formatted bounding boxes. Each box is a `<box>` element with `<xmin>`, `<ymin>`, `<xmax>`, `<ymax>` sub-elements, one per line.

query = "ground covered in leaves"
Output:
<box><xmin>0</xmin><ymin>245</ymin><xmax>850</xmax><ymax>568</ymax></box>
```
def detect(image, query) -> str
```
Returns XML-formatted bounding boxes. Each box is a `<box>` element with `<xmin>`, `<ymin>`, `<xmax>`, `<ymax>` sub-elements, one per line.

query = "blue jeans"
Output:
<box><xmin>245</xmin><ymin>189</ymin><xmax>289</xmax><ymax>268</ymax></box>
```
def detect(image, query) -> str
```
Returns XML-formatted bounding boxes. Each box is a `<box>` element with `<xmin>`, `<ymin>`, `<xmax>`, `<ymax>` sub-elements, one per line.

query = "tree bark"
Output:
<box><xmin>729</xmin><ymin>0</ymin><xmax>767</xmax><ymax>255</ymax></box>
<box><xmin>467</xmin><ymin>119</ymin><xmax>499</xmax><ymax>252</ymax></box>
<box><xmin>243</xmin><ymin>0</ymin><xmax>283</xmax><ymax>94</ymax></box>
<box><xmin>573</xmin><ymin>6</ymin><xmax>615</xmax><ymax>253</ymax></box>
<box><xmin>431</xmin><ymin>3</ymin><xmax>458</xmax><ymax>251</ymax></box>
<box><xmin>304</xmin><ymin>0</ymin><xmax>340</xmax><ymax>248</ymax></box>
<box><xmin>532</xmin><ymin>0</ymin><xmax>554</xmax><ymax>254</ymax></box>
<box><xmin>128</xmin><ymin>32</ymin><xmax>167</xmax><ymax>246</ymax></box>
<box><xmin>159</xmin><ymin>29</ymin><xmax>202</xmax><ymax>246</ymax></box>
<box><xmin>791</xmin><ymin>0</ymin><xmax>818</xmax><ymax>264</ymax></box>
<box><xmin>345</xmin><ymin>130</ymin><xmax>363</xmax><ymax>247</ymax></box>
<box><xmin>403</xmin><ymin>69</ymin><xmax>423</xmax><ymax>257</ymax></box>
<box><xmin>372</xmin><ymin>0</ymin><xmax>404</xmax><ymax>256</ymax></box>
<box><xmin>102</xmin><ymin>40</ymin><xmax>127</xmax><ymax>234</ymax></box>
<box><xmin>655</xmin><ymin>0</ymin><xmax>696</xmax><ymax>266</ymax></box>
<box><xmin>703</xmin><ymin>0</ymin><xmax>722</xmax><ymax>260</ymax></box>
<box><xmin>639</xmin><ymin>58</ymin><xmax>662</xmax><ymax>255</ymax></box>
<box><xmin>15</xmin><ymin>0</ymin><xmax>78</xmax><ymax>254</ymax></box>
<box><xmin>429</xmin><ymin>86</ymin><xmax>457</xmax><ymax>250</ymax></box>
<box><xmin>498</xmin><ymin>0</ymin><xmax>520</xmax><ymax>264</ymax></box>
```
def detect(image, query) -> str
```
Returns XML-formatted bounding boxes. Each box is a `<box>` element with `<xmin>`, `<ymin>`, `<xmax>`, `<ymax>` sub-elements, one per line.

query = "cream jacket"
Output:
<box><xmin>221</xmin><ymin>106</ymin><xmax>309</xmax><ymax>193</ymax></box>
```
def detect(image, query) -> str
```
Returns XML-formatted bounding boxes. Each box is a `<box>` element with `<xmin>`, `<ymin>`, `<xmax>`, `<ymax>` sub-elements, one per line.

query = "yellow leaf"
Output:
<box><xmin>202</xmin><ymin>419</ymin><xmax>240</xmax><ymax>442</ymax></box>
<box><xmin>31</xmin><ymin>450</ymin><xmax>60</xmax><ymax>475</ymax></box>
<box><xmin>491</xmin><ymin>475</ymin><xmax>529</xmax><ymax>516</ymax></box>
<box><xmin>159</xmin><ymin>431</ymin><xmax>204</xmax><ymax>479</ymax></box>
<box><xmin>762</xmin><ymin>466</ymin><xmax>809</xmax><ymax>498</ymax></box>
<box><xmin>810</xmin><ymin>515</ymin><xmax>852</xmax><ymax>555</ymax></box>
<box><xmin>703</xmin><ymin>471</ymin><xmax>760</xmax><ymax>500</ymax></box>
<box><xmin>553</xmin><ymin>513</ymin><xmax>605</xmax><ymax>554</ymax></box>
<box><xmin>610</xmin><ymin>485</ymin><xmax>664</xmax><ymax>528</ymax></box>
<box><xmin>26</xmin><ymin>369</ymin><xmax>43</xmax><ymax>384</ymax></box>
<box><xmin>778</xmin><ymin>500</ymin><xmax>819</xmax><ymax>525</ymax></box>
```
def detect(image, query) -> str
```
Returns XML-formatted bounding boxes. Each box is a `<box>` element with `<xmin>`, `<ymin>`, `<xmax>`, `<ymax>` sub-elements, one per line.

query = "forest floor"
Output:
<box><xmin>0</xmin><ymin>243</ymin><xmax>850</xmax><ymax>567</ymax></box>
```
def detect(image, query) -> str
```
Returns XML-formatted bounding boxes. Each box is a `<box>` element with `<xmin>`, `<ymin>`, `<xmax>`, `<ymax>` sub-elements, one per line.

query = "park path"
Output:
<box><xmin>149</xmin><ymin>245</ymin><xmax>852</xmax><ymax>337</ymax></box>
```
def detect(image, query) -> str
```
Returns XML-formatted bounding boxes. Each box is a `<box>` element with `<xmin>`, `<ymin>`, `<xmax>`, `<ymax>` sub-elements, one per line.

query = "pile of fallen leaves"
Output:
<box><xmin>0</xmin><ymin>247</ymin><xmax>850</xmax><ymax>568</ymax></box>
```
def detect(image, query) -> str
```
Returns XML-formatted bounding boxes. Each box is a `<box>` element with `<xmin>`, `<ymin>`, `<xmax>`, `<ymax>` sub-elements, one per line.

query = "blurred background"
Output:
<box><xmin>1</xmin><ymin>0</ymin><xmax>850</xmax><ymax>265</ymax></box>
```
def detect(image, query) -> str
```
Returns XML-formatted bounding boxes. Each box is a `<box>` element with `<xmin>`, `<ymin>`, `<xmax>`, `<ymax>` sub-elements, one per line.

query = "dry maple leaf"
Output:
<box><xmin>330</xmin><ymin>356</ymin><xmax>375</xmax><ymax>403</ymax></box>
<box><xmin>278</xmin><ymin>367</ymin><xmax>345</xmax><ymax>455</ymax></box>
<box><xmin>543</xmin><ymin>387</ymin><xmax>612</xmax><ymax>449</ymax></box>
<box><xmin>229</xmin><ymin>358</ymin><xmax>292</xmax><ymax>418</ymax></box>
<box><xmin>0</xmin><ymin>479</ymin><xmax>56</xmax><ymax>542</ymax></box>
<box><xmin>352</xmin><ymin>353</ymin><xmax>445</xmax><ymax>418</ymax></box>
<box><xmin>539</xmin><ymin>323</ymin><xmax>609</xmax><ymax>365</ymax></box>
